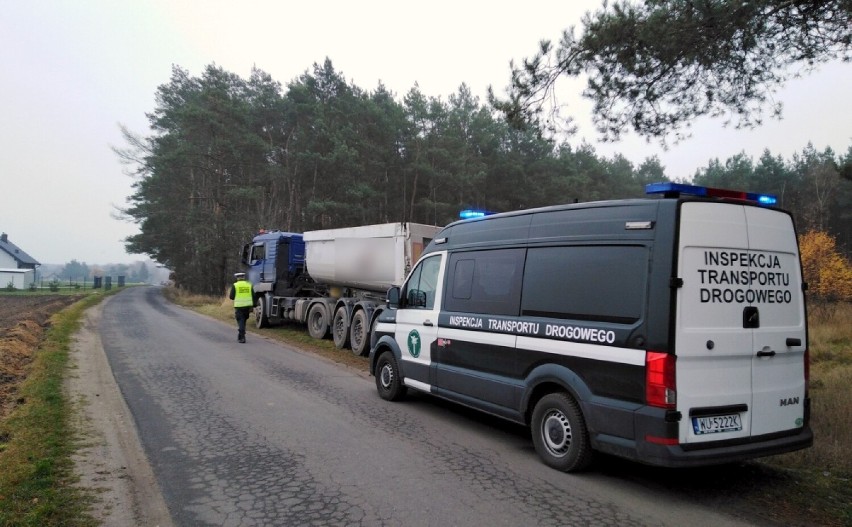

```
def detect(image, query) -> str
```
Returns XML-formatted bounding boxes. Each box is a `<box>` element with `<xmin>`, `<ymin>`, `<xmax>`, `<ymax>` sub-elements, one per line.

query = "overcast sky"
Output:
<box><xmin>1</xmin><ymin>1</ymin><xmax>849</xmax><ymax>265</ymax></box>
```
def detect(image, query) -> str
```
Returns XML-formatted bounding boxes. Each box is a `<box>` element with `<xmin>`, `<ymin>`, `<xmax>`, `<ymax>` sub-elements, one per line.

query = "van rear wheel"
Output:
<box><xmin>531</xmin><ymin>393</ymin><xmax>592</xmax><ymax>472</ymax></box>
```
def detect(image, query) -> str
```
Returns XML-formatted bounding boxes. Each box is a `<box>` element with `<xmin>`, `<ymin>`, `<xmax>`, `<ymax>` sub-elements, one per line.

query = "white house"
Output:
<box><xmin>0</xmin><ymin>232</ymin><xmax>40</xmax><ymax>290</ymax></box>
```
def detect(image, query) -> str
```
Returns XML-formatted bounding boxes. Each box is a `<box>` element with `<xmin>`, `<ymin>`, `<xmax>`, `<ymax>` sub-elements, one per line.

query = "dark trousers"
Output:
<box><xmin>235</xmin><ymin>307</ymin><xmax>252</xmax><ymax>340</ymax></box>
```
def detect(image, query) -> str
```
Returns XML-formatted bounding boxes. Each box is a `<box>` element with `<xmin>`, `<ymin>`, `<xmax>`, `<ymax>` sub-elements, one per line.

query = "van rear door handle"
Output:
<box><xmin>756</xmin><ymin>350</ymin><xmax>776</xmax><ymax>358</ymax></box>
<box><xmin>423</xmin><ymin>320</ymin><xmax>434</xmax><ymax>327</ymax></box>
<box><xmin>743</xmin><ymin>306</ymin><xmax>759</xmax><ymax>328</ymax></box>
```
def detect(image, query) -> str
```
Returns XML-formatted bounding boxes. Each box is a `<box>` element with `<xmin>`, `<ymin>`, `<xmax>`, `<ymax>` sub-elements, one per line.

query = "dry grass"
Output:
<box><xmin>768</xmin><ymin>302</ymin><xmax>852</xmax><ymax>476</ymax></box>
<box><xmin>809</xmin><ymin>302</ymin><xmax>852</xmax><ymax>365</ymax></box>
<box><xmin>762</xmin><ymin>302</ymin><xmax>851</xmax><ymax>526</ymax></box>
<box><xmin>161</xmin><ymin>287</ymin><xmax>222</xmax><ymax>308</ymax></box>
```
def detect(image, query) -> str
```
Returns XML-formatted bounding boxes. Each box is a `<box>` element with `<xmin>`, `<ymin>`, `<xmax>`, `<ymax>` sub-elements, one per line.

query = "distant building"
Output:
<box><xmin>0</xmin><ymin>232</ymin><xmax>40</xmax><ymax>289</ymax></box>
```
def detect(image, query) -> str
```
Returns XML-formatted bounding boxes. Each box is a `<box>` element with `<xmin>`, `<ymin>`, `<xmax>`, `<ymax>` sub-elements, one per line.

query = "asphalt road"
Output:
<box><xmin>96</xmin><ymin>287</ymin><xmax>758</xmax><ymax>527</ymax></box>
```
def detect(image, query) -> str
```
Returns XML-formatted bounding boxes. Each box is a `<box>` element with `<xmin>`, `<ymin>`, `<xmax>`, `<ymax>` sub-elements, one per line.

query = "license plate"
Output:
<box><xmin>692</xmin><ymin>414</ymin><xmax>742</xmax><ymax>435</ymax></box>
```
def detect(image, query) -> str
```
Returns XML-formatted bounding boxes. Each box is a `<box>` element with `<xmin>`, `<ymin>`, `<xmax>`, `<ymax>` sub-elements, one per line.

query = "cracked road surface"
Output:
<box><xmin>86</xmin><ymin>287</ymin><xmax>757</xmax><ymax>526</ymax></box>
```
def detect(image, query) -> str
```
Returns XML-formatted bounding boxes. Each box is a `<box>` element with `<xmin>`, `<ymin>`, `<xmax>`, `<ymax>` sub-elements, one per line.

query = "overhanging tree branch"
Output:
<box><xmin>494</xmin><ymin>0</ymin><xmax>851</xmax><ymax>143</ymax></box>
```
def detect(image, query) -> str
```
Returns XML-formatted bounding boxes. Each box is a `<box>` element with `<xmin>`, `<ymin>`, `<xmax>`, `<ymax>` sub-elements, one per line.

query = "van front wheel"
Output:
<box><xmin>375</xmin><ymin>351</ymin><xmax>407</xmax><ymax>401</ymax></box>
<box><xmin>531</xmin><ymin>393</ymin><xmax>592</xmax><ymax>472</ymax></box>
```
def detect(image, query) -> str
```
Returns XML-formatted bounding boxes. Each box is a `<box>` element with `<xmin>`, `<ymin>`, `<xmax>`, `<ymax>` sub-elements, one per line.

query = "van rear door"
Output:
<box><xmin>675</xmin><ymin>202</ymin><xmax>806</xmax><ymax>444</ymax></box>
<box><xmin>745</xmin><ymin>206</ymin><xmax>807</xmax><ymax>436</ymax></box>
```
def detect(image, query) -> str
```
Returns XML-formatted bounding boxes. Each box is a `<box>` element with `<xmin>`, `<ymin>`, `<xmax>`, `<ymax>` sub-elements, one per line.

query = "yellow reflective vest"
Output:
<box><xmin>233</xmin><ymin>280</ymin><xmax>254</xmax><ymax>308</ymax></box>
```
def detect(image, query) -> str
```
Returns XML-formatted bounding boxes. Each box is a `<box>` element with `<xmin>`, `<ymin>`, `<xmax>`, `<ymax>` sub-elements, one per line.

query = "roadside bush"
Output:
<box><xmin>48</xmin><ymin>280</ymin><xmax>60</xmax><ymax>292</ymax></box>
<box><xmin>799</xmin><ymin>231</ymin><xmax>852</xmax><ymax>301</ymax></box>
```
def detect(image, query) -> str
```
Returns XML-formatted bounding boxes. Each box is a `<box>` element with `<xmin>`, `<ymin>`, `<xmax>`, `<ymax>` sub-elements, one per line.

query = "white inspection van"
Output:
<box><xmin>369</xmin><ymin>183</ymin><xmax>812</xmax><ymax>471</ymax></box>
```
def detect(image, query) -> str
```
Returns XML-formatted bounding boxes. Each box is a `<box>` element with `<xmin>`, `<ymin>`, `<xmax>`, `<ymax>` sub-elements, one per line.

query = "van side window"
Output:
<box><xmin>522</xmin><ymin>246</ymin><xmax>648</xmax><ymax>324</ymax></box>
<box><xmin>402</xmin><ymin>255</ymin><xmax>442</xmax><ymax>309</ymax></box>
<box><xmin>445</xmin><ymin>249</ymin><xmax>524</xmax><ymax>316</ymax></box>
<box><xmin>451</xmin><ymin>259</ymin><xmax>474</xmax><ymax>299</ymax></box>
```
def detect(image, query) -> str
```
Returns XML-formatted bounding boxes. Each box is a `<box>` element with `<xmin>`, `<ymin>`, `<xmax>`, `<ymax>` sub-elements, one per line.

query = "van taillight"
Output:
<box><xmin>646</xmin><ymin>351</ymin><xmax>676</xmax><ymax>409</ymax></box>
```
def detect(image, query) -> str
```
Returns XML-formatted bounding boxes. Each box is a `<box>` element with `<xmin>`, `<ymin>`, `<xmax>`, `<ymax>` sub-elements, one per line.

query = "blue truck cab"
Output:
<box><xmin>240</xmin><ymin>230</ymin><xmax>311</xmax><ymax>299</ymax></box>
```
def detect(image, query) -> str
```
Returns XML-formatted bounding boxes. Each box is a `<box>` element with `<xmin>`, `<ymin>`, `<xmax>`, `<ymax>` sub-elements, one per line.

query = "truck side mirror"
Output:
<box><xmin>387</xmin><ymin>286</ymin><xmax>400</xmax><ymax>308</ymax></box>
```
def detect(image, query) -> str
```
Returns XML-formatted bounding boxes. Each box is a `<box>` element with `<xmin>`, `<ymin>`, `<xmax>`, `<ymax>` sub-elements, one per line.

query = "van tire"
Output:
<box><xmin>375</xmin><ymin>351</ymin><xmax>407</xmax><ymax>401</ymax></box>
<box><xmin>531</xmin><ymin>393</ymin><xmax>592</xmax><ymax>472</ymax></box>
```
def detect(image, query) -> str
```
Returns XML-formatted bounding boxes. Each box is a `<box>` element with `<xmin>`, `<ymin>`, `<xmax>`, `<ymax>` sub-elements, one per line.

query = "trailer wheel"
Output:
<box><xmin>254</xmin><ymin>294</ymin><xmax>270</xmax><ymax>329</ymax></box>
<box><xmin>349</xmin><ymin>309</ymin><xmax>370</xmax><ymax>356</ymax></box>
<box><xmin>375</xmin><ymin>351</ymin><xmax>406</xmax><ymax>401</ymax></box>
<box><xmin>530</xmin><ymin>392</ymin><xmax>593</xmax><ymax>472</ymax></box>
<box><xmin>307</xmin><ymin>303</ymin><xmax>329</xmax><ymax>339</ymax></box>
<box><xmin>332</xmin><ymin>307</ymin><xmax>350</xmax><ymax>349</ymax></box>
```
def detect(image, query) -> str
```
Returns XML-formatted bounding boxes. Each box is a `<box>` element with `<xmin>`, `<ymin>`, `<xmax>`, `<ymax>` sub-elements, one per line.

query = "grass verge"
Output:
<box><xmin>163</xmin><ymin>287</ymin><xmax>370</xmax><ymax>371</ymax></box>
<box><xmin>761</xmin><ymin>301</ymin><xmax>852</xmax><ymax>525</ymax></box>
<box><xmin>0</xmin><ymin>293</ymin><xmax>109</xmax><ymax>527</ymax></box>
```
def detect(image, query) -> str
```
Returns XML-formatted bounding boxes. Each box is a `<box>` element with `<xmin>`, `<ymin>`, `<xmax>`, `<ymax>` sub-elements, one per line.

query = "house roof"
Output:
<box><xmin>0</xmin><ymin>233</ymin><xmax>40</xmax><ymax>266</ymax></box>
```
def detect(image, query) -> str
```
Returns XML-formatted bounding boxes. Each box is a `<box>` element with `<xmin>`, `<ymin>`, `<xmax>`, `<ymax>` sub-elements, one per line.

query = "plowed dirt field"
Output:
<box><xmin>0</xmin><ymin>295</ymin><xmax>82</xmax><ymax>417</ymax></box>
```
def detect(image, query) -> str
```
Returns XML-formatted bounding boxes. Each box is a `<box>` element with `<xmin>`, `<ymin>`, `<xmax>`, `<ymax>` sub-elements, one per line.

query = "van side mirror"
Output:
<box><xmin>387</xmin><ymin>286</ymin><xmax>400</xmax><ymax>308</ymax></box>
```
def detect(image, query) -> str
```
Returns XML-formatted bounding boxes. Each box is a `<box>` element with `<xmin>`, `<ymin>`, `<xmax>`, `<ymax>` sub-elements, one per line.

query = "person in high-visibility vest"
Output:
<box><xmin>229</xmin><ymin>272</ymin><xmax>254</xmax><ymax>343</ymax></box>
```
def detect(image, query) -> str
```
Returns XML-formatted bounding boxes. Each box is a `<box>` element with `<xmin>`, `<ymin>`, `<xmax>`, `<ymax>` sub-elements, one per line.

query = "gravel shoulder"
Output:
<box><xmin>66</xmin><ymin>298</ymin><xmax>173</xmax><ymax>526</ymax></box>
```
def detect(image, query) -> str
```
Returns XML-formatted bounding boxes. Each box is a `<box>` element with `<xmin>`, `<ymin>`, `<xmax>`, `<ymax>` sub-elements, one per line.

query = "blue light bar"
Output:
<box><xmin>459</xmin><ymin>209</ymin><xmax>490</xmax><ymax>219</ymax></box>
<box><xmin>645</xmin><ymin>182</ymin><xmax>707</xmax><ymax>196</ymax></box>
<box><xmin>645</xmin><ymin>182</ymin><xmax>777</xmax><ymax>206</ymax></box>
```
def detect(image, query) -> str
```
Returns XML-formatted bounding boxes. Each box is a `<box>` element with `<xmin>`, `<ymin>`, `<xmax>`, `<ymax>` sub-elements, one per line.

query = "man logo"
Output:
<box><xmin>407</xmin><ymin>330</ymin><xmax>421</xmax><ymax>358</ymax></box>
<box><xmin>780</xmin><ymin>397</ymin><xmax>800</xmax><ymax>407</ymax></box>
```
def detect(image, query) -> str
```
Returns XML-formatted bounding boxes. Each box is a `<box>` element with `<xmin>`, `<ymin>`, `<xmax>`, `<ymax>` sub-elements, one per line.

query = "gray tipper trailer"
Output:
<box><xmin>242</xmin><ymin>222</ymin><xmax>440</xmax><ymax>355</ymax></box>
<box><xmin>369</xmin><ymin>183</ymin><xmax>812</xmax><ymax>471</ymax></box>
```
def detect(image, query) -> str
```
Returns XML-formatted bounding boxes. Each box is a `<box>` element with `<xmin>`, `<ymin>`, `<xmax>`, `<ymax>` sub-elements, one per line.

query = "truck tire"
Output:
<box><xmin>530</xmin><ymin>392</ymin><xmax>593</xmax><ymax>472</ymax></box>
<box><xmin>332</xmin><ymin>306</ymin><xmax>350</xmax><ymax>349</ymax></box>
<box><xmin>307</xmin><ymin>303</ymin><xmax>329</xmax><ymax>340</ymax></box>
<box><xmin>349</xmin><ymin>309</ymin><xmax>370</xmax><ymax>356</ymax></box>
<box><xmin>375</xmin><ymin>351</ymin><xmax>407</xmax><ymax>401</ymax></box>
<box><xmin>254</xmin><ymin>294</ymin><xmax>270</xmax><ymax>329</ymax></box>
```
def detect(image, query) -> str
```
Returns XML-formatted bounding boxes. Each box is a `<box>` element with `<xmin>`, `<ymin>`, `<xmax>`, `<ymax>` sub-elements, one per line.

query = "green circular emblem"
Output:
<box><xmin>407</xmin><ymin>329</ymin><xmax>421</xmax><ymax>358</ymax></box>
